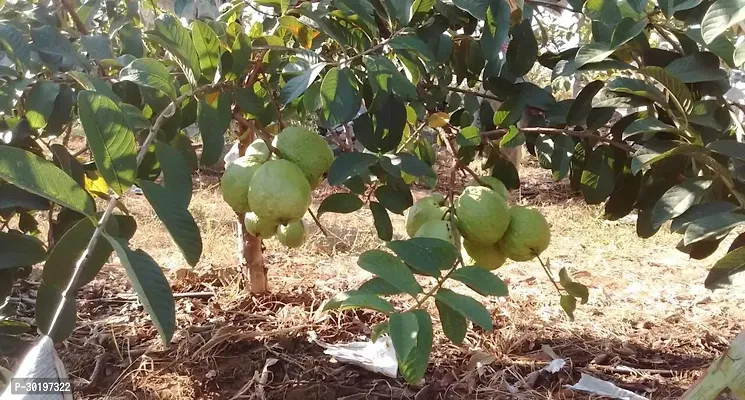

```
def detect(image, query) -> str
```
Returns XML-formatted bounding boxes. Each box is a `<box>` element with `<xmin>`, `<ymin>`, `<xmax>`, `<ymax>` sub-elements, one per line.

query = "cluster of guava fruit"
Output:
<box><xmin>220</xmin><ymin>126</ymin><xmax>334</xmax><ymax>249</ymax></box>
<box><xmin>404</xmin><ymin>176</ymin><xmax>551</xmax><ymax>270</ymax></box>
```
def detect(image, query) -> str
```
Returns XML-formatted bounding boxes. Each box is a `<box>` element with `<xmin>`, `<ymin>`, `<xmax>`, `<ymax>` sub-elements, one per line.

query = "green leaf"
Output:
<box><xmin>607</xmin><ymin>77</ymin><xmax>667</xmax><ymax>106</ymax></box>
<box><xmin>436</xmin><ymin>299</ymin><xmax>467</xmax><ymax>344</ymax></box>
<box><xmin>120</xmin><ymin>58</ymin><xmax>177</xmax><ymax>99</ymax></box>
<box><xmin>574</xmin><ymin>43</ymin><xmax>615</xmax><ymax>69</ymax></box>
<box><xmin>735</xmin><ymin>39</ymin><xmax>745</xmax><ymax>67</ymax></box>
<box><xmin>119</xmin><ymin>23</ymin><xmax>144</xmax><ymax>58</ymax></box>
<box><xmin>353</xmin><ymin>95</ymin><xmax>407</xmax><ymax>153</ymax></box>
<box><xmin>684</xmin><ymin>212</ymin><xmax>745</xmax><ymax>245</ymax></box>
<box><xmin>481</xmin><ymin>0</ymin><xmax>510</xmax><ymax>76</ymax></box>
<box><xmin>0</xmin><ymin>232</ymin><xmax>46</xmax><ymax>271</ymax></box>
<box><xmin>567</xmin><ymin>80</ymin><xmax>604</xmax><ymax>126</ymax></box>
<box><xmin>31</xmin><ymin>26</ymin><xmax>87</xmax><ymax>70</ymax></box>
<box><xmin>155</xmin><ymin>141</ymin><xmax>192</xmax><ymax>209</ymax></box>
<box><xmin>398</xmin><ymin>310</ymin><xmax>432</xmax><ymax>384</ymax></box>
<box><xmin>0</xmin><ymin>23</ymin><xmax>30</xmax><ymax>70</ymax></box>
<box><xmin>388</xmin><ymin>0</ymin><xmax>414</xmax><ymax>26</ymax></box>
<box><xmin>558</xmin><ymin>267</ymin><xmax>590</xmax><ymax>303</ymax></box>
<box><xmin>327</xmin><ymin>152</ymin><xmax>378</xmax><ymax>186</ymax></box>
<box><xmin>705</xmin><ymin>246</ymin><xmax>745</xmax><ymax>289</ymax></box>
<box><xmin>651</xmin><ymin>178</ymin><xmax>712</xmax><ymax>229</ymax></box>
<box><xmin>551</xmin><ymin>135</ymin><xmax>575</xmax><ymax>181</ymax></box>
<box><xmin>456</xmin><ymin>126</ymin><xmax>481</xmax><ymax>148</ymax></box>
<box><xmin>389</xmin><ymin>35</ymin><xmax>435</xmax><ymax>62</ymax></box>
<box><xmin>370</xmin><ymin>201</ymin><xmax>394</xmax><ymax>241</ymax></box>
<box><xmin>0</xmin><ymin>146</ymin><xmax>94</xmax><ymax>215</ymax></box>
<box><xmin>364</xmin><ymin>56</ymin><xmax>418</xmax><ymax>101</ymax></box>
<box><xmin>357</xmin><ymin>249</ymin><xmax>423</xmax><ymax>296</ymax></box>
<box><xmin>198</xmin><ymin>92</ymin><xmax>231</xmax><ymax>166</ymax></box>
<box><xmin>453</xmin><ymin>0</ymin><xmax>489</xmax><ymax>19</ymax></box>
<box><xmin>375</xmin><ymin>184</ymin><xmax>413</xmax><ymax>214</ymax></box>
<box><xmin>670</xmin><ymin>201</ymin><xmax>738</xmax><ymax>233</ymax></box>
<box><xmin>318</xmin><ymin>193</ymin><xmax>363</xmax><ymax>216</ymax></box>
<box><xmin>80</xmin><ymin>34</ymin><xmax>114</xmax><ymax>61</ymax></box>
<box><xmin>707</xmin><ymin>140</ymin><xmax>745</xmax><ymax>162</ymax></box>
<box><xmin>623</xmin><ymin>118</ymin><xmax>680</xmax><ymax>140</ymax></box>
<box><xmin>638</xmin><ymin>66</ymin><xmax>693</xmax><ymax>114</ymax></box>
<box><xmin>281</xmin><ymin>63</ymin><xmax>327</xmax><ymax>105</ymax></box>
<box><xmin>665</xmin><ymin>53</ymin><xmax>727</xmax><ymax>83</ymax></box>
<box><xmin>25</xmin><ymin>81</ymin><xmax>60</xmax><ymax>130</ymax></box>
<box><xmin>506</xmin><ymin>19</ymin><xmax>538</xmax><ymax>76</ymax></box>
<box><xmin>390</xmin><ymin>312</ymin><xmax>419</xmax><ymax>362</ymax></box>
<box><xmin>387</xmin><ymin>237</ymin><xmax>457</xmax><ymax>276</ymax></box>
<box><xmin>499</xmin><ymin>126</ymin><xmax>525</xmax><ymax>148</ymax></box>
<box><xmin>68</xmin><ymin>72</ymin><xmax>121</xmax><ymax>103</ymax></box>
<box><xmin>581</xmin><ymin>146</ymin><xmax>616</xmax><ymax>204</ymax></box>
<box><xmin>701</xmin><ymin>0</ymin><xmax>745</xmax><ymax>44</ymax></box>
<box><xmin>191</xmin><ymin>20</ymin><xmax>221</xmax><ymax>81</ymax></box>
<box><xmin>320</xmin><ymin>67</ymin><xmax>361</xmax><ymax>128</ymax></box>
<box><xmin>583</xmin><ymin>0</ymin><xmax>621</xmax><ymax>22</ymax></box>
<box><xmin>560</xmin><ymin>295</ymin><xmax>577</xmax><ymax>320</ymax></box>
<box><xmin>150</xmin><ymin>14</ymin><xmax>201</xmax><ymax>85</ymax></box>
<box><xmin>451</xmin><ymin>266</ymin><xmax>508</xmax><ymax>296</ymax></box>
<box><xmin>371</xmin><ymin>321</ymin><xmax>390</xmax><ymax>342</ymax></box>
<box><xmin>610</xmin><ymin>18</ymin><xmax>648</xmax><ymax>48</ymax></box>
<box><xmin>435</xmin><ymin>288</ymin><xmax>493</xmax><ymax>331</ymax></box>
<box><xmin>35</xmin><ymin>282</ymin><xmax>76</xmax><ymax>342</ymax></box>
<box><xmin>398</xmin><ymin>153</ymin><xmax>436</xmax><ymax>179</ymax></box>
<box><xmin>604</xmin><ymin>169</ymin><xmax>642</xmax><ymax>220</ymax></box>
<box><xmin>490</xmin><ymin>153</ymin><xmax>520</xmax><ymax>190</ymax></box>
<box><xmin>139</xmin><ymin>180</ymin><xmax>202</xmax><ymax>266</ymax></box>
<box><xmin>77</xmin><ymin>91</ymin><xmax>137</xmax><ymax>195</ymax></box>
<box><xmin>105</xmin><ymin>235</ymin><xmax>176</xmax><ymax>344</ymax></box>
<box><xmin>359</xmin><ymin>277</ymin><xmax>403</xmax><ymax>295</ymax></box>
<box><xmin>323</xmin><ymin>290</ymin><xmax>395</xmax><ymax>313</ymax></box>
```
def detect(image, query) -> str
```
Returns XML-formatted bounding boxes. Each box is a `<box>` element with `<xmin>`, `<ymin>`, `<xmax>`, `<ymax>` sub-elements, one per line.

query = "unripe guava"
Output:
<box><xmin>455</xmin><ymin>186</ymin><xmax>510</xmax><ymax>245</ymax></box>
<box><xmin>247</xmin><ymin>159</ymin><xmax>311</xmax><ymax>223</ymax></box>
<box><xmin>245</xmin><ymin>139</ymin><xmax>271</xmax><ymax>163</ymax></box>
<box><xmin>462</xmin><ymin>239</ymin><xmax>507</xmax><ymax>270</ymax></box>
<box><xmin>244</xmin><ymin>212</ymin><xmax>278</xmax><ymax>238</ymax></box>
<box><xmin>221</xmin><ymin>156</ymin><xmax>262</xmax><ymax>213</ymax></box>
<box><xmin>276</xmin><ymin>219</ymin><xmax>306</xmax><ymax>248</ymax></box>
<box><xmin>414</xmin><ymin>219</ymin><xmax>457</xmax><ymax>247</ymax></box>
<box><xmin>273</xmin><ymin>126</ymin><xmax>334</xmax><ymax>188</ymax></box>
<box><xmin>466</xmin><ymin>176</ymin><xmax>509</xmax><ymax>201</ymax></box>
<box><xmin>498</xmin><ymin>206</ymin><xmax>551</xmax><ymax>261</ymax></box>
<box><xmin>404</xmin><ymin>193</ymin><xmax>447</xmax><ymax>237</ymax></box>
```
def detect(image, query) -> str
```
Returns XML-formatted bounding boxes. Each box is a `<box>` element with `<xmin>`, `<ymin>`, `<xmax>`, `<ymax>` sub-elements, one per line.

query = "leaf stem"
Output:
<box><xmin>536</xmin><ymin>254</ymin><xmax>563</xmax><ymax>294</ymax></box>
<box><xmin>436</xmin><ymin>127</ymin><xmax>487</xmax><ymax>186</ymax></box>
<box><xmin>61</xmin><ymin>0</ymin><xmax>89</xmax><ymax>35</ymax></box>
<box><xmin>308</xmin><ymin>207</ymin><xmax>330</xmax><ymax>237</ymax></box>
<box><xmin>482</xmin><ymin>126</ymin><xmax>633</xmax><ymax>153</ymax></box>
<box><xmin>653</xmin><ymin>25</ymin><xmax>685</xmax><ymax>55</ymax></box>
<box><xmin>406</xmin><ymin>259</ymin><xmax>462</xmax><ymax>312</ymax></box>
<box><xmin>332</xmin><ymin>28</ymin><xmax>406</xmax><ymax>67</ymax></box>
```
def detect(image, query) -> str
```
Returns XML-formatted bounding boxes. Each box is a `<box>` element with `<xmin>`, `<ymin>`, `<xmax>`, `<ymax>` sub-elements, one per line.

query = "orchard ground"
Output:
<box><xmin>9</xmin><ymin>150</ymin><xmax>745</xmax><ymax>399</ymax></box>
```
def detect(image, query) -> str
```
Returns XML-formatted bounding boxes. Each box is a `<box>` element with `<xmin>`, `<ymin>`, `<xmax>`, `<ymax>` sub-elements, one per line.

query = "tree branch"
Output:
<box><xmin>653</xmin><ymin>25</ymin><xmax>685</xmax><ymax>55</ymax></box>
<box><xmin>332</xmin><ymin>28</ymin><xmax>406</xmax><ymax>67</ymax></box>
<box><xmin>61</xmin><ymin>0</ymin><xmax>89</xmax><ymax>35</ymax></box>
<box><xmin>482</xmin><ymin>126</ymin><xmax>634</xmax><ymax>153</ymax></box>
<box><xmin>525</xmin><ymin>0</ymin><xmax>578</xmax><ymax>13</ymax></box>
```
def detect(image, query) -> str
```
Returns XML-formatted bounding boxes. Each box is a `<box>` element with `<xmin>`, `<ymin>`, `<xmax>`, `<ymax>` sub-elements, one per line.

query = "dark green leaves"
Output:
<box><xmin>481</xmin><ymin>0</ymin><xmax>510</xmax><ymax>76</ymax></box>
<box><xmin>25</xmin><ymin>81</ymin><xmax>60</xmax><ymax>130</ymax></box>
<box><xmin>370</xmin><ymin>201</ymin><xmax>393</xmax><ymax>241</ymax></box>
<box><xmin>357</xmin><ymin>250</ymin><xmax>422</xmax><ymax>296</ymax></box>
<box><xmin>651</xmin><ymin>178</ymin><xmax>712</xmax><ymax>229</ymax></box>
<box><xmin>610</xmin><ymin>18</ymin><xmax>648</xmax><ymax>48</ymax></box>
<box><xmin>353</xmin><ymin>96</ymin><xmax>407</xmax><ymax>153</ymax></box>
<box><xmin>665</xmin><ymin>53</ymin><xmax>727</xmax><ymax>83</ymax></box>
<box><xmin>567</xmin><ymin>80</ymin><xmax>603</xmax><ymax>126</ymax></box>
<box><xmin>0</xmin><ymin>23</ymin><xmax>30</xmax><ymax>71</ymax></box>
<box><xmin>317</xmin><ymin>193</ymin><xmax>364</xmax><ymax>216</ymax></box>
<box><xmin>281</xmin><ymin>63</ymin><xmax>327</xmax><ymax>105</ymax></box>
<box><xmin>450</xmin><ymin>267</ymin><xmax>509</xmax><ymax>296</ymax></box>
<box><xmin>683</xmin><ymin>212</ymin><xmax>745</xmax><ymax>245</ymax></box>
<box><xmin>581</xmin><ymin>146</ymin><xmax>616</xmax><ymax>204</ymax></box>
<box><xmin>364</xmin><ymin>56</ymin><xmax>417</xmax><ymax>101</ymax></box>
<box><xmin>106</xmin><ymin>235</ymin><xmax>176</xmax><ymax>344</ymax></box>
<box><xmin>320</xmin><ymin>67</ymin><xmax>361</xmax><ymax>128</ymax></box>
<box><xmin>191</xmin><ymin>20</ymin><xmax>221</xmax><ymax>81</ymax></box>
<box><xmin>323</xmin><ymin>290</ymin><xmax>395</xmax><ymax>313</ymax></box>
<box><xmin>0</xmin><ymin>146</ymin><xmax>94</xmax><ymax>215</ymax></box>
<box><xmin>700</xmin><ymin>0</ymin><xmax>745</xmax><ymax>44</ymax></box>
<box><xmin>387</xmin><ymin>237</ymin><xmax>459</xmax><ymax>276</ymax></box>
<box><xmin>375</xmin><ymin>184</ymin><xmax>413</xmax><ymax>214</ymax></box>
<box><xmin>77</xmin><ymin>91</ymin><xmax>137</xmax><ymax>195</ymax></box>
<box><xmin>197</xmin><ymin>92</ymin><xmax>231</xmax><ymax>166</ymax></box>
<box><xmin>120</xmin><ymin>58</ymin><xmax>177</xmax><ymax>99</ymax></box>
<box><xmin>707</xmin><ymin>140</ymin><xmax>745</xmax><ymax>162</ymax></box>
<box><xmin>139</xmin><ymin>180</ymin><xmax>202</xmax><ymax>266</ymax></box>
<box><xmin>0</xmin><ymin>232</ymin><xmax>46</xmax><ymax>271</ymax></box>
<box><xmin>150</xmin><ymin>14</ymin><xmax>201</xmax><ymax>85</ymax></box>
<box><xmin>389</xmin><ymin>312</ymin><xmax>419</xmax><ymax>363</ymax></box>
<box><xmin>506</xmin><ymin>19</ymin><xmax>538</xmax><ymax>76</ymax></box>
<box><xmin>327</xmin><ymin>152</ymin><xmax>378</xmax><ymax>185</ymax></box>
<box><xmin>155</xmin><ymin>141</ymin><xmax>193</xmax><ymax>208</ymax></box>
<box><xmin>705</xmin><ymin>246</ymin><xmax>745</xmax><ymax>289</ymax></box>
<box><xmin>80</xmin><ymin>35</ymin><xmax>114</xmax><ymax>61</ymax></box>
<box><xmin>395</xmin><ymin>310</ymin><xmax>433</xmax><ymax>383</ymax></box>
<box><xmin>435</xmin><ymin>288</ymin><xmax>493</xmax><ymax>331</ymax></box>
<box><xmin>436</xmin><ymin>299</ymin><xmax>467</xmax><ymax>344</ymax></box>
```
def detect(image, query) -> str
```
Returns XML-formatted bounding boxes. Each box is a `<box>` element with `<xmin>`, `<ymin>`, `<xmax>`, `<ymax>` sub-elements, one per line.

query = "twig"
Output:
<box><xmin>259</xmin><ymin>73</ymin><xmax>285</xmax><ymax>131</ymax></box>
<box><xmin>482</xmin><ymin>126</ymin><xmax>634</xmax><ymax>153</ymax></box>
<box><xmin>437</xmin><ymin>127</ymin><xmax>487</xmax><ymax>185</ymax></box>
<box><xmin>72</xmin><ymin>146</ymin><xmax>88</xmax><ymax>157</ymax></box>
<box><xmin>61</xmin><ymin>0</ymin><xmax>89</xmax><ymax>35</ymax></box>
<box><xmin>245</xmin><ymin>1</ymin><xmax>278</xmax><ymax>17</ymax></box>
<box><xmin>406</xmin><ymin>259</ymin><xmax>462</xmax><ymax>312</ymax></box>
<box><xmin>308</xmin><ymin>208</ymin><xmax>330</xmax><ymax>237</ymax></box>
<box><xmin>536</xmin><ymin>254</ymin><xmax>563</xmax><ymax>294</ymax></box>
<box><xmin>83</xmin><ymin>352</ymin><xmax>109</xmax><ymax>389</ymax></box>
<box><xmin>654</xmin><ymin>25</ymin><xmax>685</xmax><ymax>55</ymax></box>
<box><xmin>98</xmin><ymin>291</ymin><xmax>216</xmax><ymax>302</ymax></box>
<box><xmin>583</xmin><ymin>365</ymin><xmax>675</xmax><ymax>377</ymax></box>
<box><xmin>525</xmin><ymin>0</ymin><xmax>578</xmax><ymax>13</ymax></box>
<box><xmin>332</xmin><ymin>27</ymin><xmax>406</xmax><ymax>67</ymax></box>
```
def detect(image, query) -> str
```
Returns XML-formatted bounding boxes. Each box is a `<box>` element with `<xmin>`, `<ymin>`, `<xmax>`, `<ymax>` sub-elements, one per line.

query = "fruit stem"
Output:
<box><xmin>536</xmin><ymin>254</ymin><xmax>563</xmax><ymax>294</ymax></box>
<box><xmin>406</xmin><ymin>259</ymin><xmax>462</xmax><ymax>312</ymax></box>
<box><xmin>308</xmin><ymin>208</ymin><xmax>330</xmax><ymax>237</ymax></box>
<box><xmin>436</xmin><ymin>128</ymin><xmax>488</xmax><ymax>186</ymax></box>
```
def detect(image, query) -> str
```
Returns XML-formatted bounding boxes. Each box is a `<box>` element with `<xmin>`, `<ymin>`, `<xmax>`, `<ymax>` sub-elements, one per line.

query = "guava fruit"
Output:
<box><xmin>498</xmin><ymin>206</ymin><xmax>551</xmax><ymax>261</ymax></box>
<box><xmin>245</xmin><ymin>139</ymin><xmax>271</xmax><ymax>163</ymax></box>
<box><xmin>404</xmin><ymin>193</ymin><xmax>447</xmax><ymax>237</ymax></box>
<box><xmin>221</xmin><ymin>156</ymin><xmax>262</xmax><ymax>213</ymax></box>
<box><xmin>247</xmin><ymin>159</ymin><xmax>311</xmax><ymax>223</ymax></box>
<box><xmin>244</xmin><ymin>212</ymin><xmax>278</xmax><ymax>238</ymax></box>
<box><xmin>276</xmin><ymin>219</ymin><xmax>306</xmax><ymax>248</ymax></box>
<box><xmin>455</xmin><ymin>186</ymin><xmax>510</xmax><ymax>245</ymax></box>
<box><xmin>462</xmin><ymin>239</ymin><xmax>507</xmax><ymax>270</ymax></box>
<box><xmin>273</xmin><ymin>126</ymin><xmax>334</xmax><ymax>188</ymax></box>
<box><xmin>414</xmin><ymin>219</ymin><xmax>457</xmax><ymax>247</ymax></box>
<box><xmin>466</xmin><ymin>176</ymin><xmax>509</xmax><ymax>200</ymax></box>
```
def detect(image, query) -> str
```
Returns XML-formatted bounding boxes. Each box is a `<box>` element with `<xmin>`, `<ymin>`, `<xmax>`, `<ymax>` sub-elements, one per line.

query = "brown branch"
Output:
<box><xmin>437</xmin><ymin>126</ymin><xmax>488</xmax><ymax>185</ymax></box>
<box><xmin>482</xmin><ymin>126</ymin><xmax>634</xmax><ymax>152</ymax></box>
<box><xmin>61</xmin><ymin>0</ymin><xmax>89</xmax><ymax>35</ymax></box>
<box><xmin>653</xmin><ymin>25</ymin><xmax>685</xmax><ymax>55</ymax></box>
<box><xmin>308</xmin><ymin>208</ymin><xmax>330</xmax><ymax>237</ymax></box>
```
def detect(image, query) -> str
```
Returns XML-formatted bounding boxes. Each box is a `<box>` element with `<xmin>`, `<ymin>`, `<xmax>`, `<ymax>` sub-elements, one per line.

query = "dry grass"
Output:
<box><xmin>4</xmin><ymin>156</ymin><xmax>745</xmax><ymax>399</ymax></box>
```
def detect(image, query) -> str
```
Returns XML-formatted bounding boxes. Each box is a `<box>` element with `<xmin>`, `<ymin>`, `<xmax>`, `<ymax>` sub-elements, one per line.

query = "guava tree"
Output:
<box><xmin>2</xmin><ymin>0</ymin><xmax>745</xmax><ymax>387</ymax></box>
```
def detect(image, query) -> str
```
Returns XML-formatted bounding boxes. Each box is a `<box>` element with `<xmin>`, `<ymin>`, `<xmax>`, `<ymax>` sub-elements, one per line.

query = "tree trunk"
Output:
<box><xmin>236</xmin><ymin>122</ymin><xmax>268</xmax><ymax>293</ymax></box>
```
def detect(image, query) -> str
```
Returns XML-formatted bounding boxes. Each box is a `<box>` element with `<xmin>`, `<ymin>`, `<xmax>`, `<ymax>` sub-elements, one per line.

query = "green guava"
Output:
<box><xmin>462</xmin><ymin>239</ymin><xmax>507</xmax><ymax>270</ymax></box>
<box><xmin>455</xmin><ymin>186</ymin><xmax>510</xmax><ymax>245</ymax></box>
<box><xmin>498</xmin><ymin>206</ymin><xmax>551</xmax><ymax>261</ymax></box>
<box><xmin>466</xmin><ymin>176</ymin><xmax>509</xmax><ymax>200</ymax></box>
<box><xmin>276</xmin><ymin>219</ymin><xmax>306</xmax><ymax>248</ymax></box>
<box><xmin>414</xmin><ymin>219</ymin><xmax>457</xmax><ymax>247</ymax></box>
<box><xmin>244</xmin><ymin>212</ymin><xmax>278</xmax><ymax>238</ymax></box>
<box><xmin>273</xmin><ymin>126</ymin><xmax>334</xmax><ymax>188</ymax></box>
<box><xmin>247</xmin><ymin>159</ymin><xmax>311</xmax><ymax>223</ymax></box>
<box><xmin>221</xmin><ymin>156</ymin><xmax>262</xmax><ymax>213</ymax></box>
<box><xmin>404</xmin><ymin>193</ymin><xmax>447</xmax><ymax>237</ymax></box>
<box><xmin>245</xmin><ymin>139</ymin><xmax>271</xmax><ymax>163</ymax></box>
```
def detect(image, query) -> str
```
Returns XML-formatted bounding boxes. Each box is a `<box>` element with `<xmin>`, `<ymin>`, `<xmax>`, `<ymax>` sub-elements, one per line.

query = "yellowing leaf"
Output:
<box><xmin>428</xmin><ymin>112</ymin><xmax>449</xmax><ymax>128</ymax></box>
<box><xmin>204</xmin><ymin>90</ymin><xmax>220</xmax><ymax>105</ymax></box>
<box><xmin>265</xmin><ymin>123</ymin><xmax>280</xmax><ymax>135</ymax></box>
<box><xmin>85</xmin><ymin>172</ymin><xmax>109</xmax><ymax>197</ymax></box>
